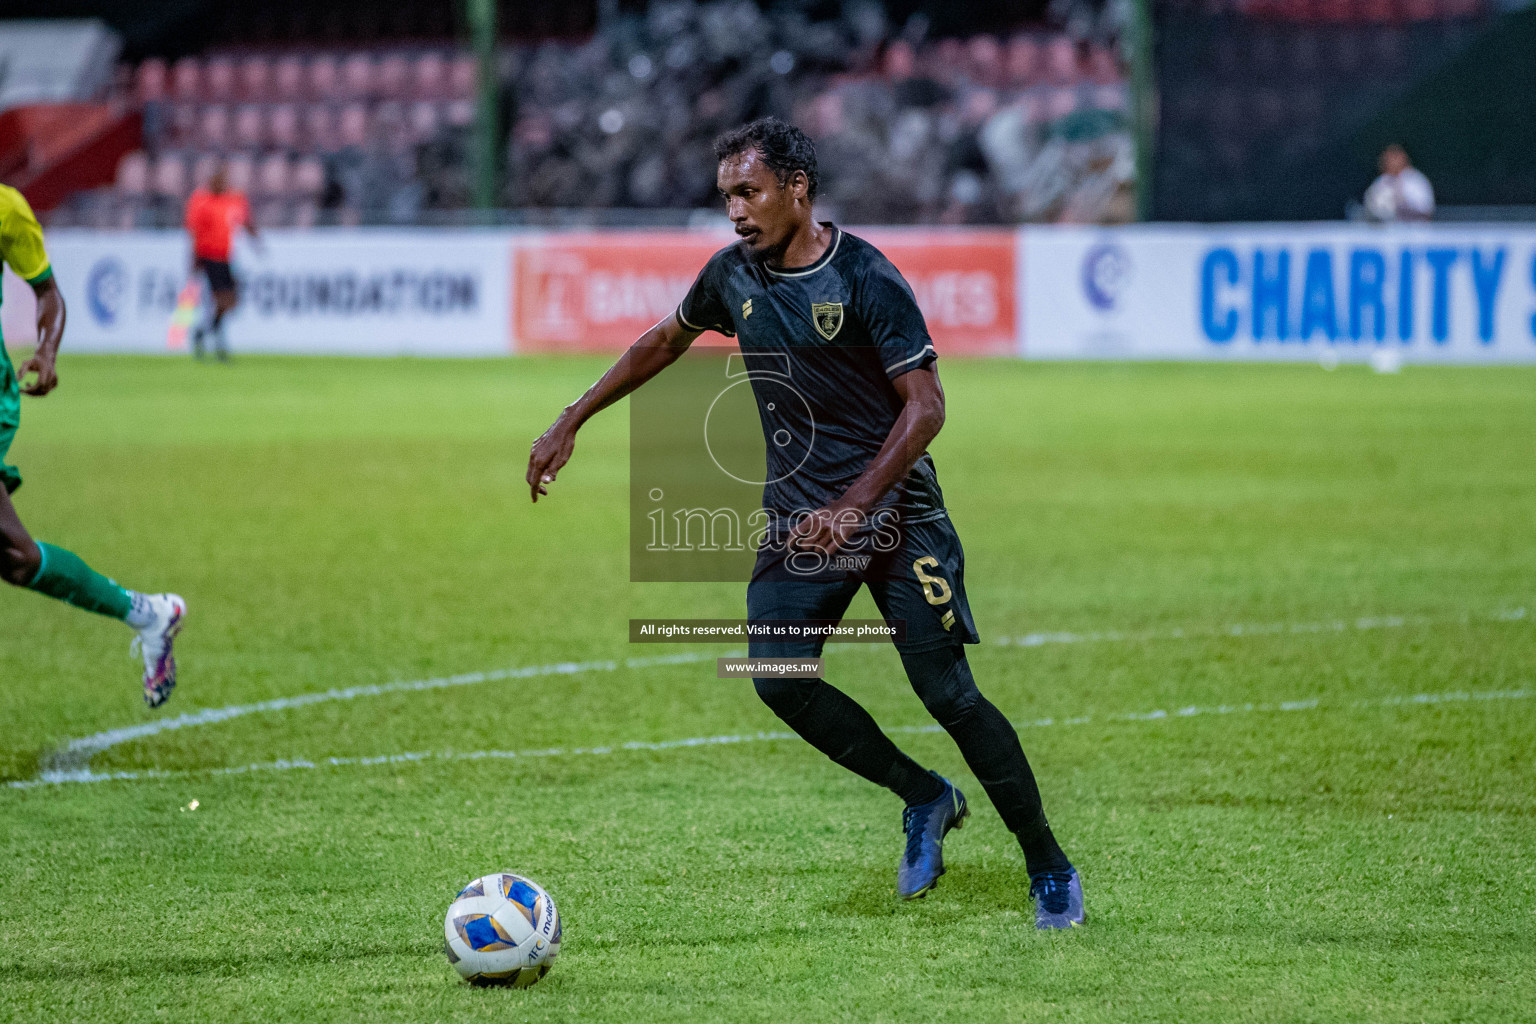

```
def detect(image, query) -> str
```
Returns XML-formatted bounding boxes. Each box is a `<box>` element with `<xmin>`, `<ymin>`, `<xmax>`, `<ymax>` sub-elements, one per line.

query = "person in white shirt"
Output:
<box><xmin>1364</xmin><ymin>144</ymin><xmax>1435</xmax><ymax>222</ymax></box>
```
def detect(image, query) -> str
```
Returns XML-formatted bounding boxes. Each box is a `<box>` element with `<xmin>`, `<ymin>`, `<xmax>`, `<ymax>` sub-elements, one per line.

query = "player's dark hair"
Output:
<box><xmin>714</xmin><ymin>117</ymin><xmax>819</xmax><ymax>202</ymax></box>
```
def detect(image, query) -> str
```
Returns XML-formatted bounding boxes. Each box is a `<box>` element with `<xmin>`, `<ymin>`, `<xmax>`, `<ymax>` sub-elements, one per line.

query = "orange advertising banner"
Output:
<box><xmin>513</xmin><ymin>229</ymin><xmax>1017</xmax><ymax>355</ymax></box>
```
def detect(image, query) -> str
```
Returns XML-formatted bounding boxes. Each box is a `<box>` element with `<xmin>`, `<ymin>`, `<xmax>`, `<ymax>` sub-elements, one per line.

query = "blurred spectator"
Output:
<box><xmin>1363</xmin><ymin>144</ymin><xmax>1435</xmax><ymax>221</ymax></box>
<box><xmin>504</xmin><ymin>0</ymin><xmax>1131</xmax><ymax>223</ymax></box>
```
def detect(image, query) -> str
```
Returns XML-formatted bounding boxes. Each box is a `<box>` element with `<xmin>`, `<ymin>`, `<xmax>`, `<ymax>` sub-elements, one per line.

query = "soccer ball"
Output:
<box><xmin>443</xmin><ymin>872</ymin><xmax>562</xmax><ymax>987</ymax></box>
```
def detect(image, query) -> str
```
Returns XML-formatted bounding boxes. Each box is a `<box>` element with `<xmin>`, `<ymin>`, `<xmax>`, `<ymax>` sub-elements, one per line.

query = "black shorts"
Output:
<box><xmin>746</xmin><ymin>514</ymin><xmax>980</xmax><ymax>656</ymax></box>
<box><xmin>197</xmin><ymin>258</ymin><xmax>236</xmax><ymax>293</ymax></box>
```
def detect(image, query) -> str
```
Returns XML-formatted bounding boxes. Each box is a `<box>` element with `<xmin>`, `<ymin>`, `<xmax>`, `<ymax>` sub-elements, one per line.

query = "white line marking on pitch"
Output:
<box><xmin>23</xmin><ymin>606</ymin><xmax>1529</xmax><ymax>785</ymax></box>
<box><xmin>9</xmin><ymin>687</ymin><xmax>1529</xmax><ymax>790</ymax></box>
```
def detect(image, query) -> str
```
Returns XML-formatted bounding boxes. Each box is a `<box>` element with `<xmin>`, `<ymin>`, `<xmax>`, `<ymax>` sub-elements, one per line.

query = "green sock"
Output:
<box><xmin>26</xmin><ymin>542</ymin><xmax>133</xmax><ymax>621</ymax></box>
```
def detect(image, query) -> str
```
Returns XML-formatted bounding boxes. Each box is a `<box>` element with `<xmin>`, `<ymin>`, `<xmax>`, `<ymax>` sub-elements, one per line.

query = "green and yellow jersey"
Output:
<box><xmin>0</xmin><ymin>183</ymin><xmax>53</xmax><ymax>493</ymax></box>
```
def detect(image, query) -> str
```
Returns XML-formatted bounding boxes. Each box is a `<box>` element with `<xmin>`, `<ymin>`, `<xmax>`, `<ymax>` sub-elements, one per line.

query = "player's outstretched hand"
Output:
<box><xmin>17</xmin><ymin>351</ymin><xmax>58</xmax><ymax>397</ymax></box>
<box><xmin>527</xmin><ymin>415</ymin><xmax>578</xmax><ymax>503</ymax></box>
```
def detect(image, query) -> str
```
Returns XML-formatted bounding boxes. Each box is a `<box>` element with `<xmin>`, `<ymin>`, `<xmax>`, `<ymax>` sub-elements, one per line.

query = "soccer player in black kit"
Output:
<box><xmin>528</xmin><ymin>118</ymin><xmax>1084</xmax><ymax>928</ymax></box>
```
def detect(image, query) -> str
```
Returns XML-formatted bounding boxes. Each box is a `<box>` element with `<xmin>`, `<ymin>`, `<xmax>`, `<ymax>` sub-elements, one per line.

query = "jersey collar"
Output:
<box><xmin>765</xmin><ymin>223</ymin><xmax>841</xmax><ymax>279</ymax></box>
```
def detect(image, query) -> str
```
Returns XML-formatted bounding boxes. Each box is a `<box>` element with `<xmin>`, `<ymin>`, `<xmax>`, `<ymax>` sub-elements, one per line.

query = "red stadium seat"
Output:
<box><xmin>191</xmin><ymin>152</ymin><xmax>220</xmax><ymax>191</ymax></box>
<box><xmin>116</xmin><ymin>151</ymin><xmax>151</xmax><ymax>196</ymax></box>
<box><xmin>151</xmin><ymin>153</ymin><xmax>189</xmax><ymax>198</ymax></box>
<box><xmin>269</xmin><ymin>104</ymin><xmax>301</xmax><ymax>150</ymax></box>
<box><xmin>205</xmin><ymin>57</ymin><xmax>238</xmax><ymax>100</ymax></box>
<box><xmin>225</xmin><ymin>153</ymin><xmax>255</xmax><ymax>193</ymax></box>
<box><xmin>172</xmin><ymin>57</ymin><xmax>202</xmax><ymax>101</ymax></box>
<box><xmin>409</xmin><ymin>100</ymin><xmax>440</xmax><ymax>141</ymax></box>
<box><xmin>342</xmin><ymin>53</ymin><xmax>377</xmax><ymax>98</ymax></box>
<box><xmin>240</xmin><ymin>56</ymin><xmax>273</xmax><ymax>100</ymax></box>
<box><xmin>136</xmin><ymin>59</ymin><xmax>169</xmax><ymax>103</ymax></box>
<box><xmin>413</xmin><ymin>52</ymin><xmax>447</xmax><ymax>99</ymax></box>
<box><xmin>449</xmin><ymin>54</ymin><xmax>477</xmax><ymax>99</ymax></box>
<box><xmin>196</xmin><ymin>105</ymin><xmax>231</xmax><ymax>150</ymax></box>
<box><xmin>303</xmin><ymin>105</ymin><xmax>338</xmax><ymax>152</ymax></box>
<box><xmin>169</xmin><ymin>102</ymin><xmax>200</xmax><ymax>147</ymax></box>
<box><xmin>1044</xmin><ymin>36</ymin><xmax>1079</xmax><ymax>86</ymax></box>
<box><xmin>308</xmin><ymin>55</ymin><xmax>341</xmax><ymax>100</ymax></box>
<box><xmin>292</xmin><ymin>156</ymin><xmax>326</xmax><ymax>198</ymax></box>
<box><xmin>339</xmin><ymin>103</ymin><xmax>369</xmax><ymax>148</ymax></box>
<box><xmin>255</xmin><ymin>153</ymin><xmax>291</xmax><ymax>197</ymax></box>
<box><xmin>966</xmin><ymin>35</ymin><xmax>1003</xmax><ymax>89</ymax></box>
<box><xmin>275</xmin><ymin>55</ymin><xmax>306</xmax><ymax>100</ymax></box>
<box><xmin>233</xmin><ymin>105</ymin><xmax>265</xmax><ymax>150</ymax></box>
<box><xmin>1005</xmin><ymin>36</ymin><xmax>1041</xmax><ymax>86</ymax></box>
<box><xmin>377</xmin><ymin>53</ymin><xmax>411</xmax><ymax>98</ymax></box>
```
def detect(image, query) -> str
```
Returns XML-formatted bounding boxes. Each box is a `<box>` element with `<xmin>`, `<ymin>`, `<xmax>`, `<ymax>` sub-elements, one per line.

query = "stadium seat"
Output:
<box><xmin>269</xmin><ymin>104</ymin><xmax>301</xmax><ymax>150</ymax></box>
<box><xmin>135</xmin><ymin>58</ymin><xmax>168</xmax><ymax>103</ymax></box>
<box><xmin>191</xmin><ymin>152</ymin><xmax>220</xmax><ymax>191</ymax></box>
<box><xmin>445</xmin><ymin>99</ymin><xmax>474</xmax><ymax>128</ymax></box>
<box><xmin>169</xmin><ymin>102</ymin><xmax>200</xmax><ymax>147</ymax></box>
<box><xmin>225</xmin><ymin>152</ymin><xmax>255</xmax><ymax>193</ymax></box>
<box><xmin>1044</xmin><ymin>36</ymin><xmax>1079</xmax><ymax>86</ymax></box>
<box><xmin>1043</xmin><ymin>86</ymin><xmax>1079</xmax><ymax>121</ymax></box>
<box><xmin>303</xmin><ymin>104</ymin><xmax>338</xmax><ymax>153</ymax></box>
<box><xmin>966</xmin><ymin>35</ymin><xmax>1003</xmax><ymax>88</ymax></box>
<box><xmin>449</xmin><ymin>54</ymin><xmax>477</xmax><ymax>98</ymax></box>
<box><xmin>413</xmin><ymin>52</ymin><xmax>447</xmax><ymax>99</ymax></box>
<box><xmin>1004</xmin><ymin>35</ymin><xmax>1040</xmax><ymax>86</ymax></box>
<box><xmin>408</xmin><ymin>100</ymin><xmax>440</xmax><ymax>141</ymax></box>
<box><xmin>1086</xmin><ymin>46</ymin><xmax>1119</xmax><ymax>86</ymax></box>
<box><xmin>255</xmin><ymin>153</ymin><xmax>291</xmax><ymax>197</ymax></box>
<box><xmin>172</xmin><ymin>57</ymin><xmax>202</xmax><ymax>101</ymax></box>
<box><xmin>377</xmin><ymin>53</ymin><xmax>410</xmax><ymax>98</ymax></box>
<box><xmin>883</xmin><ymin>40</ymin><xmax>916</xmax><ymax>79</ymax></box>
<box><xmin>240</xmin><ymin>56</ymin><xmax>273</xmax><ymax>100</ymax></box>
<box><xmin>233</xmin><ymin>105</ymin><xmax>265</xmax><ymax>150</ymax></box>
<box><xmin>197</xmin><ymin>104</ymin><xmax>231</xmax><ymax>150</ymax></box>
<box><xmin>292</xmin><ymin>155</ymin><xmax>326</xmax><ymax>197</ymax></box>
<box><xmin>115</xmin><ymin>150</ymin><xmax>151</xmax><ymax>197</ymax></box>
<box><xmin>205</xmin><ymin>57</ymin><xmax>237</xmax><ymax>100</ymax></box>
<box><xmin>151</xmin><ymin>152</ymin><xmax>188</xmax><ymax>198</ymax></box>
<box><xmin>342</xmin><ymin>52</ymin><xmax>376</xmax><ymax>98</ymax></box>
<box><xmin>308</xmin><ymin>55</ymin><xmax>340</xmax><ymax>100</ymax></box>
<box><xmin>275</xmin><ymin>54</ymin><xmax>306</xmax><ymax>99</ymax></box>
<box><xmin>339</xmin><ymin>103</ymin><xmax>369</xmax><ymax>148</ymax></box>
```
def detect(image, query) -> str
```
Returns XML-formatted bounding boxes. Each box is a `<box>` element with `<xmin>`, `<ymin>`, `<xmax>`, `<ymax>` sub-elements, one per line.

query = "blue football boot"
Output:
<box><xmin>1030</xmin><ymin>867</ymin><xmax>1085</xmax><ymax>929</ymax></box>
<box><xmin>897</xmin><ymin>773</ymin><xmax>969</xmax><ymax>900</ymax></box>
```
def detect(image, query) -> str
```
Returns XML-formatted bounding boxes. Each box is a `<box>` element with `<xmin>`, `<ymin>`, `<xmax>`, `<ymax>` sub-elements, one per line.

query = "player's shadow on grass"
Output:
<box><xmin>2</xmin><ymin>943</ymin><xmax>415</xmax><ymax>981</ymax></box>
<box><xmin>824</xmin><ymin>863</ymin><xmax>1034</xmax><ymax>918</ymax></box>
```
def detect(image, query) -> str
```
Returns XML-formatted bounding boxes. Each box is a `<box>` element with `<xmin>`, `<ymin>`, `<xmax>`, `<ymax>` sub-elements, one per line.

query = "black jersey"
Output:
<box><xmin>676</xmin><ymin>224</ymin><xmax>947</xmax><ymax>527</ymax></box>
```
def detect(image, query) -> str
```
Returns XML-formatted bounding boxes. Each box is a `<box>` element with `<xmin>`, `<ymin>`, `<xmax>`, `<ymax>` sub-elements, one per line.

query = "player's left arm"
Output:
<box><xmin>3</xmin><ymin>191</ymin><xmax>65</xmax><ymax>397</ymax></box>
<box><xmin>789</xmin><ymin>364</ymin><xmax>945</xmax><ymax>556</ymax></box>
<box><xmin>18</xmin><ymin>276</ymin><xmax>66</xmax><ymax>397</ymax></box>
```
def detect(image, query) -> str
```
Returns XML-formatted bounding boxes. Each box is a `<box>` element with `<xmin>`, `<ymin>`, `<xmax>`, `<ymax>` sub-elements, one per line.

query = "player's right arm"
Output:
<box><xmin>526</xmin><ymin>313</ymin><xmax>702</xmax><ymax>502</ymax></box>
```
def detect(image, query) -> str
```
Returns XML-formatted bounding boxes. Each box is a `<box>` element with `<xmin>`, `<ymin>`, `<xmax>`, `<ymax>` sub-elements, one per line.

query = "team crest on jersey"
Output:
<box><xmin>811</xmin><ymin>302</ymin><xmax>844</xmax><ymax>340</ymax></box>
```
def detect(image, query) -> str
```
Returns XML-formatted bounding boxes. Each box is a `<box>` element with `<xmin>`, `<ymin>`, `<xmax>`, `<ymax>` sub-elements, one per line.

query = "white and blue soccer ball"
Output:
<box><xmin>443</xmin><ymin>872</ymin><xmax>562</xmax><ymax>987</ymax></box>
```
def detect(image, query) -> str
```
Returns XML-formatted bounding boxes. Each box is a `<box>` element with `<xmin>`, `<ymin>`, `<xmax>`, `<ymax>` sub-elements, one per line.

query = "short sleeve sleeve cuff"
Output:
<box><xmin>884</xmin><ymin>343</ymin><xmax>936</xmax><ymax>379</ymax></box>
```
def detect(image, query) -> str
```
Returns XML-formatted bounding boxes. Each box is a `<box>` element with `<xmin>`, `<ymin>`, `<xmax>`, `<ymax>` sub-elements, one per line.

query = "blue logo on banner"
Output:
<box><xmin>86</xmin><ymin>258</ymin><xmax>128</xmax><ymax>326</ymax></box>
<box><xmin>1082</xmin><ymin>243</ymin><xmax>1131</xmax><ymax>311</ymax></box>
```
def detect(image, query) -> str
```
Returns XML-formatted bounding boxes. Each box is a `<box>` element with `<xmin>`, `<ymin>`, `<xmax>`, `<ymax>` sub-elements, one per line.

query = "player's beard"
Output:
<box><xmin>744</xmin><ymin>232</ymin><xmax>788</xmax><ymax>269</ymax></box>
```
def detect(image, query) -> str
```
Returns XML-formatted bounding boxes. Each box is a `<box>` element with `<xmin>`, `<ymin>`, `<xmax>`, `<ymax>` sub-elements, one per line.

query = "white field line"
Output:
<box><xmin>9</xmin><ymin>686</ymin><xmax>1530</xmax><ymax>790</ymax></box>
<box><xmin>21</xmin><ymin>606</ymin><xmax>1530</xmax><ymax>786</ymax></box>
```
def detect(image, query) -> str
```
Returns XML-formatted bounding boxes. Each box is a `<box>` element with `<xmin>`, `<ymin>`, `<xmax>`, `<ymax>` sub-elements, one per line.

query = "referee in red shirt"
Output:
<box><xmin>184</xmin><ymin>162</ymin><xmax>259</xmax><ymax>361</ymax></box>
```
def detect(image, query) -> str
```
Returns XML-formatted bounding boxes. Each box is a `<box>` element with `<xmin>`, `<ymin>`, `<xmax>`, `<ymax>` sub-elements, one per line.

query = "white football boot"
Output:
<box><xmin>131</xmin><ymin>594</ymin><xmax>186</xmax><ymax>708</ymax></box>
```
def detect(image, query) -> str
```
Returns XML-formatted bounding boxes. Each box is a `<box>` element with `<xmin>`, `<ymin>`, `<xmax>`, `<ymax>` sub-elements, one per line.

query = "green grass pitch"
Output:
<box><xmin>1</xmin><ymin>355</ymin><xmax>1533</xmax><ymax>1023</ymax></box>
